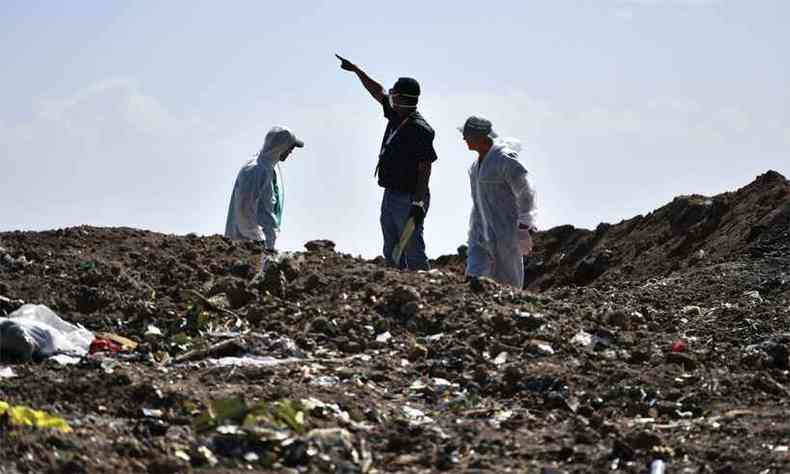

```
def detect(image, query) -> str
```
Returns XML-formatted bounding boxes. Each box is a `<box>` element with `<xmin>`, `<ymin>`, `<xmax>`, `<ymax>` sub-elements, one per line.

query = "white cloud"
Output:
<box><xmin>34</xmin><ymin>79</ymin><xmax>203</xmax><ymax>139</ymax></box>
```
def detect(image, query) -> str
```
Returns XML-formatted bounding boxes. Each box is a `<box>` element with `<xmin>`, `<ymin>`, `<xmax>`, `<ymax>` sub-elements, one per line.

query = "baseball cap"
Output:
<box><xmin>459</xmin><ymin>116</ymin><xmax>498</xmax><ymax>139</ymax></box>
<box><xmin>392</xmin><ymin>77</ymin><xmax>420</xmax><ymax>97</ymax></box>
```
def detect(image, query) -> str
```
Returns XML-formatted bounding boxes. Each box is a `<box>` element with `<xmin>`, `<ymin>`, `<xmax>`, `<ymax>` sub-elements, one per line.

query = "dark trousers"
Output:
<box><xmin>380</xmin><ymin>189</ymin><xmax>430</xmax><ymax>270</ymax></box>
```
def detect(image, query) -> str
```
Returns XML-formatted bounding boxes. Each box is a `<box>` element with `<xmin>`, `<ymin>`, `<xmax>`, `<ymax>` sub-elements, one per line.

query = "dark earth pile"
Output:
<box><xmin>1</xmin><ymin>171</ymin><xmax>789</xmax><ymax>473</ymax></box>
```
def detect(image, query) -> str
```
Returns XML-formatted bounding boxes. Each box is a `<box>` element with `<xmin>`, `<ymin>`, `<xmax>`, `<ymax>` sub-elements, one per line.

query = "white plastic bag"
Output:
<box><xmin>0</xmin><ymin>304</ymin><xmax>94</xmax><ymax>361</ymax></box>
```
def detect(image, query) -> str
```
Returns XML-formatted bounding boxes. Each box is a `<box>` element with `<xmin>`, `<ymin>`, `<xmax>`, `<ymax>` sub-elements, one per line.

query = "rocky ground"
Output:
<box><xmin>1</xmin><ymin>171</ymin><xmax>789</xmax><ymax>474</ymax></box>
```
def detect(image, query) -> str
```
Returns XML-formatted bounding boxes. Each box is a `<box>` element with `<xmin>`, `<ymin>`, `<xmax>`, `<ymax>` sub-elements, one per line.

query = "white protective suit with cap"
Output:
<box><xmin>466</xmin><ymin>139</ymin><xmax>536</xmax><ymax>288</ymax></box>
<box><xmin>224</xmin><ymin>127</ymin><xmax>298</xmax><ymax>249</ymax></box>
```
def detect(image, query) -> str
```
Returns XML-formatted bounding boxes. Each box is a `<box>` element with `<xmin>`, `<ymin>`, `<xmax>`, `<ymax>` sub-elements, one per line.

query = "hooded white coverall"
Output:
<box><xmin>466</xmin><ymin>141</ymin><xmax>536</xmax><ymax>288</ymax></box>
<box><xmin>224</xmin><ymin>127</ymin><xmax>299</xmax><ymax>249</ymax></box>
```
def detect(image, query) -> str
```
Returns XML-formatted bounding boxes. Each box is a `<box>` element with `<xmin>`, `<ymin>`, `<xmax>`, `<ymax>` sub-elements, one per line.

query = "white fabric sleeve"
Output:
<box><xmin>505</xmin><ymin>159</ymin><xmax>536</xmax><ymax>228</ymax></box>
<box><xmin>254</xmin><ymin>167</ymin><xmax>278</xmax><ymax>249</ymax></box>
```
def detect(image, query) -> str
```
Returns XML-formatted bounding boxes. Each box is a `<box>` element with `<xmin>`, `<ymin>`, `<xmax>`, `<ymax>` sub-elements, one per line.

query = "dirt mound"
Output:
<box><xmin>524</xmin><ymin>170</ymin><xmax>790</xmax><ymax>290</ymax></box>
<box><xmin>1</xmin><ymin>172</ymin><xmax>789</xmax><ymax>473</ymax></box>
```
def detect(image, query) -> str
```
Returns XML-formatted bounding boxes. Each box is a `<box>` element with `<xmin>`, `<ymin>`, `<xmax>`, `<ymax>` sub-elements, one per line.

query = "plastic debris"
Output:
<box><xmin>196</xmin><ymin>446</ymin><xmax>218</xmax><ymax>466</ymax></box>
<box><xmin>375</xmin><ymin>331</ymin><xmax>392</xmax><ymax>343</ymax></box>
<box><xmin>402</xmin><ymin>405</ymin><xmax>433</xmax><ymax>425</ymax></box>
<box><xmin>491</xmin><ymin>409</ymin><xmax>513</xmax><ymax>428</ymax></box>
<box><xmin>173</xmin><ymin>338</ymin><xmax>246</xmax><ymax>363</ymax></box>
<box><xmin>528</xmin><ymin>340</ymin><xmax>555</xmax><ymax>355</ymax></box>
<box><xmin>49</xmin><ymin>354</ymin><xmax>81</xmax><ymax>365</ymax></box>
<box><xmin>207</xmin><ymin>356</ymin><xmax>303</xmax><ymax>367</ymax></box>
<box><xmin>174</xmin><ymin>450</ymin><xmax>191</xmax><ymax>462</ymax></box>
<box><xmin>142</xmin><ymin>408</ymin><xmax>163</xmax><ymax>418</ymax></box>
<box><xmin>0</xmin><ymin>304</ymin><xmax>94</xmax><ymax>361</ymax></box>
<box><xmin>94</xmin><ymin>332</ymin><xmax>138</xmax><ymax>351</ymax></box>
<box><xmin>89</xmin><ymin>338</ymin><xmax>123</xmax><ymax>354</ymax></box>
<box><xmin>0</xmin><ymin>366</ymin><xmax>16</xmax><ymax>378</ymax></box>
<box><xmin>650</xmin><ymin>459</ymin><xmax>666</xmax><ymax>474</ymax></box>
<box><xmin>671</xmin><ymin>340</ymin><xmax>687</xmax><ymax>353</ymax></box>
<box><xmin>311</xmin><ymin>375</ymin><xmax>340</xmax><ymax>386</ymax></box>
<box><xmin>571</xmin><ymin>330</ymin><xmax>594</xmax><ymax>348</ymax></box>
<box><xmin>0</xmin><ymin>400</ymin><xmax>72</xmax><ymax>433</ymax></box>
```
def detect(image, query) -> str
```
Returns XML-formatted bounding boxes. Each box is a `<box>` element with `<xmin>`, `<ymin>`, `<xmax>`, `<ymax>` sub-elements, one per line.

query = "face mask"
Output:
<box><xmin>388</xmin><ymin>93</ymin><xmax>418</xmax><ymax>110</ymax></box>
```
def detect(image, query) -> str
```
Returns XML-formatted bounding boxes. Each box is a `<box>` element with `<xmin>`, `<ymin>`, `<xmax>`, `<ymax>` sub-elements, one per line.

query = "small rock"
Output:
<box><xmin>626</xmin><ymin>430</ymin><xmax>662</xmax><ymax>451</ymax></box>
<box><xmin>304</xmin><ymin>240</ymin><xmax>336</xmax><ymax>252</ymax></box>
<box><xmin>229</xmin><ymin>260</ymin><xmax>253</xmax><ymax>279</ymax></box>
<box><xmin>743</xmin><ymin>290</ymin><xmax>763</xmax><ymax>303</ymax></box>
<box><xmin>306</xmin><ymin>316</ymin><xmax>335</xmax><ymax>336</ymax></box>
<box><xmin>681</xmin><ymin>305</ymin><xmax>702</xmax><ymax>316</ymax></box>
<box><xmin>400</xmin><ymin>301</ymin><xmax>420</xmax><ymax>317</ymax></box>
<box><xmin>513</xmin><ymin>311</ymin><xmax>544</xmax><ymax>331</ymax></box>
<box><xmin>605</xmin><ymin>309</ymin><xmax>629</xmax><ymax>328</ymax></box>
<box><xmin>389</xmin><ymin>286</ymin><xmax>421</xmax><ymax>306</ymax></box>
<box><xmin>469</xmin><ymin>276</ymin><xmax>497</xmax><ymax>293</ymax></box>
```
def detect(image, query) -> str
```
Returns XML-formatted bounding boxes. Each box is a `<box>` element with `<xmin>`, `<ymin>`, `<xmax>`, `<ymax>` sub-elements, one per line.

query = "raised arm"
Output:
<box><xmin>336</xmin><ymin>54</ymin><xmax>385</xmax><ymax>104</ymax></box>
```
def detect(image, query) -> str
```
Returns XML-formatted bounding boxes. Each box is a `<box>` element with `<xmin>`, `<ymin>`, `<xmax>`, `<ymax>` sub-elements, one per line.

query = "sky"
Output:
<box><xmin>1</xmin><ymin>0</ymin><xmax>788</xmax><ymax>258</ymax></box>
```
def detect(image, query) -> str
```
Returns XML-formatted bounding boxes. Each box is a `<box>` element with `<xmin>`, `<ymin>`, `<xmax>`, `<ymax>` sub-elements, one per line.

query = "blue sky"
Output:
<box><xmin>1</xmin><ymin>0</ymin><xmax>788</xmax><ymax>257</ymax></box>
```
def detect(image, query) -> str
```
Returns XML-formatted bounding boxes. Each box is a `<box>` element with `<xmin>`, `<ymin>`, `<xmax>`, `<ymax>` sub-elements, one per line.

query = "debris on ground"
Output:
<box><xmin>1</xmin><ymin>171</ymin><xmax>789</xmax><ymax>472</ymax></box>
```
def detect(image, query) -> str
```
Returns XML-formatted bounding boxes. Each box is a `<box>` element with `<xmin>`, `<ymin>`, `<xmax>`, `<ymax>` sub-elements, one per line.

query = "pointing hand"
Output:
<box><xmin>335</xmin><ymin>53</ymin><xmax>356</xmax><ymax>72</ymax></box>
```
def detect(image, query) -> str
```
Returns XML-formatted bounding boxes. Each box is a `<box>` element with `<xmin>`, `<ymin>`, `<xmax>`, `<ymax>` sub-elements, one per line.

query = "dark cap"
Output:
<box><xmin>459</xmin><ymin>116</ymin><xmax>498</xmax><ymax>139</ymax></box>
<box><xmin>392</xmin><ymin>77</ymin><xmax>421</xmax><ymax>97</ymax></box>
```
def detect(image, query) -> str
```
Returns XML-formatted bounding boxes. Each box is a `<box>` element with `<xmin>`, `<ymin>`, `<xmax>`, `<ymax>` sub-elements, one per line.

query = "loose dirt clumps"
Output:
<box><xmin>1</xmin><ymin>171</ymin><xmax>789</xmax><ymax>473</ymax></box>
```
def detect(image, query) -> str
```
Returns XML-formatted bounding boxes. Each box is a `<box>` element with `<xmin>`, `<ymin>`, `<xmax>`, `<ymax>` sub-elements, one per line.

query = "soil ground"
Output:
<box><xmin>1</xmin><ymin>171</ymin><xmax>789</xmax><ymax>473</ymax></box>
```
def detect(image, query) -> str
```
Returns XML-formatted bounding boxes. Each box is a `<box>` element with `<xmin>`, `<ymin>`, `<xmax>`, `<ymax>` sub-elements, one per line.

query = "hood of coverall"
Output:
<box><xmin>257</xmin><ymin>127</ymin><xmax>304</xmax><ymax>164</ymax></box>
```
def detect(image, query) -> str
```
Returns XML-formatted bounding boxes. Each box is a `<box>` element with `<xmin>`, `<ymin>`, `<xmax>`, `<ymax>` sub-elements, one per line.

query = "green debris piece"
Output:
<box><xmin>0</xmin><ymin>401</ymin><xmax>72</xmax><ymax>433</ymax></box>
<box><xmin>171</xmin><ymin>332</ymin><xmax>192</xmax><ymax>348</ymax></box>
<box><xmin>193</xmin><ymin>397</ymin><xmax>248</xmax><ymax>433</ymax></box>
<box><xmin>78</xmin><ymin>260</ymin><xmax>96</xmax><ymax>272</ymax></box>
<box><xmin>194</xmin><ymin>397</ymin><xmax>312</xmax><ymax>438</ymax></box>
<box><xmin>244</xmin><ymin>400</ymin><xmax>306</xmax><ymax>433</ymax></box>
<box><xmin>271</xmin><ymin>399</ymin><xmax>306</xmax><ymax>434</ymax></box>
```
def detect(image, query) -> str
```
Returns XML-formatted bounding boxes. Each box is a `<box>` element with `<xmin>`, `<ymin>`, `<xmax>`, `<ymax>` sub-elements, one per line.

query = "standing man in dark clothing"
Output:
<box><xmin>336</xmin><ymin>54</ymin><xmax>438</xmax><ymax>270</ymax></box>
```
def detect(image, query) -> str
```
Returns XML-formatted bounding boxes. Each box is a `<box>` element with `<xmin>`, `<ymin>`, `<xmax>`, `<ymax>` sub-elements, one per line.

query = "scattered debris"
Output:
<box><xmin>0</xmin><ymin>169</ymin><xmax>789</xmax><ymax>472</ymax></box>
<box><xmin>0</xmin><ymin>401</ymin><xmax>72</xmax><ymax>432</ymax></box>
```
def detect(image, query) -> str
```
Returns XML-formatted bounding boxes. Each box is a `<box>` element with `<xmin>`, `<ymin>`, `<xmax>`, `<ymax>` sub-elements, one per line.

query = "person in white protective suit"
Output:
<box><xmin>461</xmin><ymin>116</ymin><xmax>536</xmax><ymax>288</ymax></box>
<box><xmin>225</xmin><ymin>126</ymin><xmax>304</xmax><ymax>249</ymax></box>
